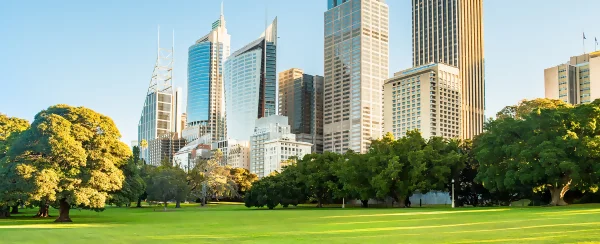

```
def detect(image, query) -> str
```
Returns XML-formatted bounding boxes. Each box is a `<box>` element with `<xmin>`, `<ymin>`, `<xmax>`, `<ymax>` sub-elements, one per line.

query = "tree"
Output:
<box><xmin>495</xmin><ymin>98</ymin><xmax>568</xmax><ymax>120</ymax></box>
<box><xmin>0</xmin><ymin>113</ymin><xmax>29</xmax><ymax>160</ymax></box>
<box><xmin>108</xmin><ymin>157</ymin><xmax>146</xmax><ymax>207</ymax></box>
<box><xmin>146</xmin><ymin>166</ymin><xmax>188</xmax><ymax>211</ymax></box>
<box><xmin>2</xmin><ymin>105</ymin><xmax>131</xmax><ymax>222</ymax></box>
<box><xmin>230</xmin><ymin>168</ymin><xmax>258</xmax><ymax>198</ymax></box>
<box><xmin>336</xmin><ymin>151</ymin><xmax>376</xmax><ymax>207</ymax></box>
<box><xmin>0</xmin><ymin>113</ymin><xmax>29</xmax><ymax>217</ymax></box>
<box><xmin>139</xmin><ymin>140</ymin><xmax>148</xmax><ymax>164</ymax></box>
<box><xmin>296</xmin><ymin>152</ymin><xmax>341</xmax><ymax>207</ymax></box>
<box><xmin>476</xmin><ymin>99</ymin><xmax>600</xmax><ymax>206</ymax></box>
<box><xmin>132</xmin><ymin>146</ymin><xmax>141</xmax><ymax>165</ymax></box>
<box><xmin>188</xmin><ymin>150</ymin><xmax>237</xmax><ymax>205</ymax></box>
<box><xmin>453</xmin><ymin>140</ymin><xmax>491</xmax><ymax>207</ymax></box>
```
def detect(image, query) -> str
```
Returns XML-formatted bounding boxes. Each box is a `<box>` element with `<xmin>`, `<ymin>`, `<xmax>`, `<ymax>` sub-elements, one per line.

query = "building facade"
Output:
<box><xmin>187</xmin><ymin>9</ymin><xmax>230</xmax><ymax>142</ymax></box>
<box><xmin>224</xmin><ymin>18</ymin><xmax>277</xmax><ymax>142</ymax></box>
<box><xmin>279</xmin><ymin>68</ymin><xmax>324</xmax><ymax>153</ymax></box>
<box><xmin>412</xmin><ymin>0</ymin><xmax>484</xmax><ymax>140</ymax></box>
<box><xmin>227</xmin><ymin>141</ymin><xmax>250</xmax><ymax>170</ymax></box>
<box><xmin>250</xmin><ymin>115</ymin><xmax>312</xmax><ymax>178</ymax></box>
<box><xmin>384</xmin><ymin>63</ymin><xmax>461</xmax><ymax>139</ymax></box>
<box><xmin>544</xmin><ymin>51</ymin><xmax>600</xmax><ymax>105</ymax></box>
<box><xmin>324</xmin><ymin>0</ymin><xmax>389</xmax><ymax>153</ymax></box>
<box><xmin>148</xmin><ymin>132</ymin><xmax>187</xmax><ymax>166</ymax></box>
<box><xmin>264</xmin><ymin>136</ymin><xmax>312</xmax><ymax>176</ymax></box>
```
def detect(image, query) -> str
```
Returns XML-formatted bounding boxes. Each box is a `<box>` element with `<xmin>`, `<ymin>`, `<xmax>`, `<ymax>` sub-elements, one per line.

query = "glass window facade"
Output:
<box><xmin>224</xmin><ymin>19</ymin><xmax>277</xmax><ymax>142</ymax></box>
<box><xmin>187</xmin><ymin>42</ymin><xmax>212</xmax><ymax>124</ymax></box>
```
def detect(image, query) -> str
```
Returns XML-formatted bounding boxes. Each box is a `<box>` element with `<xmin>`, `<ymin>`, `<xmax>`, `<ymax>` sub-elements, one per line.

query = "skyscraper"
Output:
<box><xmin>224</xmin><ymin>18</ymin><xmax>277</xmax><ymax>142</ymax></box>
<box><xmin>138</xmin><ymin>31</ymin><xmax>183</xmax><ymax>163</ymax></box>
<box><xmin>412</xmin><ymin>0</ymin><xmax>485</xmax><ymax>140</ymax></box>
<box><xmin>279</xmin><ymin>68</ymin><xmax>324</xmax><ymax>153</ymax></box>
<box><xmin>544</xmin><ymin>51</ymin><xmax>600</xmax><ymax>105</ymax></box>
<box><xmin>187</xmin><ymin>6</ymin><xmax>230</xmax><ymax>142</ymax></box>
<box><xmin>324</xmin><ymin>0</ymin><xmax>389</xmax><ymax>153</ymax></box>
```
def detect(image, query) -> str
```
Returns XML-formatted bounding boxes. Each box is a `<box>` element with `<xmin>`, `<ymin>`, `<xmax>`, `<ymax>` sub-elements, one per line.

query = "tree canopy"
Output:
<box><xmin>476</xmin><ymin>98</ymin><xmax>600</xmax><ymax>206</ymax></box>
<box><xmin>2</xmin><ymin>105</ymin><xmax>131</xmax><ymax>221</ymax></box>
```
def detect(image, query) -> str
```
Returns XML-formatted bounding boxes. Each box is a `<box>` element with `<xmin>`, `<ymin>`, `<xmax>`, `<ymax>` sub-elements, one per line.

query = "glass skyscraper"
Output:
<box><xmin>279</xmin><ymin>68</ymin><xmax>324</xmax><ymax>153</ymax></box>
<box><xmin>412</xmin><ymin>0</ymin><xmax>485</xmax><ymax>140</ymax></box>
<box><xmin>324</xmin><ymin>0</ymin><xmax>389</xmax><ymax>153</ymax></box>
<box><xmin>187</xmin><ymin>11</ymin><xmax>230</xmax><ymax>142</ymax></box>
<box><xmin>224</xmin><ymin>18</ymin><xmax>277</xmax><ymax>142</ymax></box>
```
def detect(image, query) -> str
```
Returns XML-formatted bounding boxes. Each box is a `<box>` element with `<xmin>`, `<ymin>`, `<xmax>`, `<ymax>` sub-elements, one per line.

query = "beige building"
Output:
<box><xmin>384</xmin><ymin>63</ymin><xmax>461</xmax><ymax>139</ymax></box>
<box><xmin>412</xmin><ymin>0</ymin><xmax>484</xmax><ymax>140</ymax></box>
<box><xmin>227</xmin><ymin>141</ymin><xmax>250</xmax><ymax>170</ymax></box>
<box><xmin>324</xmin><ymin>0</ymin><xmax>389</xmax><ymax>153</ymax></box>
<box><xmin>544</xmin><ymin>51</ymin><xmax>600</xmax><ymax>104</ymax></box>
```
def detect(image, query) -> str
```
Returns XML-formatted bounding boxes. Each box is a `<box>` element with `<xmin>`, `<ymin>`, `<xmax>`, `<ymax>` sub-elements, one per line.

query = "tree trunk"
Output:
<box><xmin>54</xmin><ymin>199</ymin><xmax>72</xmax><ymax>222</ymax></box>
<box><xmin>317</xmin><ymin>199</ymin><xmax>323</xmax><ymax>208</ymax></box>
<box><xmin>175</xmin><ymin>200</ymin><xmax>181</xmax><ymax>208</ymax></box>
<box><xmin>163</xmin><ymin>202</ymin><xmax>168</xmax><ymax>211</ymax></box>
<box><xmin>11</xmin><ymin>204</ymin><xmax>19</xmax><ymax>214</ymax></box>
<box><xmin>0</xmin><ymin>206</ymin><xmax>10</xmax><ymax>218</ymax></box>
<box><xmin>361</xmin><ymin>200</ymin><xmax>369</xmax><ymax>208</ymax></box>
<box><xmin>35</xmin><ymin>202</ymin><xmax>50</xmax><ymax>218</ymax></box>
<box><xmin>136</xmin><ymin>198</ymin><xmax>142</xmax><ymax>208</ymax></box>
<box><xmin>397</xmin><ymin>197</ymin><xmax>406</xmax><ymax>208</ymax></box>
<box><xmin>549</xmin><ymin>182</ymin><xmax>571</xmax><ymax>206</ymax></box>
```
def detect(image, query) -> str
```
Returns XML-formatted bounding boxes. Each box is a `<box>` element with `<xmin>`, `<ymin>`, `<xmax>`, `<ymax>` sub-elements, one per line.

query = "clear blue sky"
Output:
<box><xmin>1</xmin><ymin>0</ymin><xmax>599</xmax><ymax>144</ymax></box>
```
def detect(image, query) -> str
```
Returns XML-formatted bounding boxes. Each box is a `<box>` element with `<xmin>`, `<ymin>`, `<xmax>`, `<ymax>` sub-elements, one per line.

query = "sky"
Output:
<box><xmin>1</xmin><ymin>0</ymin><xmax>599</xmax><ymax>144</ymax></box>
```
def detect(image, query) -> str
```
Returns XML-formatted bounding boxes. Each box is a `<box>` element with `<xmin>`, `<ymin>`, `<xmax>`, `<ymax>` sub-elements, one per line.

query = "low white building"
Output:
<box><xmin>251</xmin><ymin>115</ymin><xmax>312</xmax><ymax>178</ymax></box>
<box><xmin>264</xmin><ymin>135</ymin><xmax>312</xmax><ymax>175</ymax></box>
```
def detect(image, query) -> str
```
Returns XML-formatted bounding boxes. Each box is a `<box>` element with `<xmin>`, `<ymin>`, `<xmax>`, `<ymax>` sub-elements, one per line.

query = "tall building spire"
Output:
<box><xmin>221</xmin><ymin>0</ymin><xmax>224</xmax><ymax>16</ymax></box>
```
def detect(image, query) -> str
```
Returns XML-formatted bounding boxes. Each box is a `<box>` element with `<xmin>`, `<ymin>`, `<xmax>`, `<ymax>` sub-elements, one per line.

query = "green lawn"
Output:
<box><xmin>1</xmin><ymin>203</ymin><xmax>600</xmax><ymax>243</ymax></box>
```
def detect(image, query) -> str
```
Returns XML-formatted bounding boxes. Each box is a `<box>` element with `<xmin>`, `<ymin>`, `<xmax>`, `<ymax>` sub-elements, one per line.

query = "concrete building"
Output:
<box><xmin>544</xmin><ymin>51</ymin><xmax>600</xmax><ymax>104</ymax></box>
<box><xmin>227</xmin><ymin>141</ymin><xmax>250</xmax><ymax>170</ymax></box>
<box><xmin>412</xmin><ymin>0</ymin><xmax>485</xmax><ymax>140</ymax></box>
<box><xmin>138</xmin><ymin>82</ymin><xmax>183</xmax><ymax>162</ymax></box>
<box><xmin>147</xmin><ymin>132</ymin><xmax>187</xmax><ymax>166</ymax></box>
<box><xmin>324</xmin><ymin>0</ymin><xmax>389</xmax><ymax>153</ymax></box>
<box><xmin>181</xmin><ymin>113</ymin><xmax>187</xmax><ymax>131</ymax></box>
<box><xmin>384</xmin><ymin>63</ymin><xmax>461</xmax><ymax>139</ymax></box>
<box><xmin>250</xmin><ymin>115</ymin><xmax>312</xmax><ymax>178</ymax></box>
<box><xmin>174</xmin><ymin>140</ymin><xmax>212</xmax><ymax>172</ymax></box>
<box><xmin>224</xmin><ymin>18</ymin><xmax>277</xmax><ymax>142</ymax></box>
<box><xmin>186</xmin><ymin>7</ymin><xmax>230</xmax><ymax>142</ymax></box>
<box><xmin>279</xmin><ymin>68</ymin><xmax>324</xmax><ymax>153</ymax></box>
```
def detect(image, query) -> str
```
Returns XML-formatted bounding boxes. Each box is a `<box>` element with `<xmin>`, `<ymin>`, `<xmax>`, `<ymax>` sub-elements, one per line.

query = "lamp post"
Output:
<box><xmin>451</xmin><ymin>179</ymin><xmax>455</xmax><ymax>208</ymax></box>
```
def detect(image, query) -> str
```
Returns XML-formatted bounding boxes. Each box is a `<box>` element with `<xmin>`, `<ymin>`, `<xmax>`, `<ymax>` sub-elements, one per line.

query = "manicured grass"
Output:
<box><xmin>1</xmin><ymin>203</ymin><xmax>600</xmax><ymax>243</ymax></box>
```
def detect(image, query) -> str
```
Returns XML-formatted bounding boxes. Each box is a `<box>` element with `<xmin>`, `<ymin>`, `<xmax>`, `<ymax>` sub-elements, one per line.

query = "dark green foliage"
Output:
<box><xmin>109</xmin><ymin>157</ymin><xmax>146</xmax><ymax>207</ymax></box>
<box><xmin>475</xmin><ymin>98</ymin><xmax>600</xmax><ymax>206</ymax></box>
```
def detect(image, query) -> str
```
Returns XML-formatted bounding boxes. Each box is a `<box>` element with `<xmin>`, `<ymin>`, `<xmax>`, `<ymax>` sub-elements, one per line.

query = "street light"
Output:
<box><xmin>451</xmin><ymin>179</ymin><xmax>455</xmax><ymax>208</ymax></box>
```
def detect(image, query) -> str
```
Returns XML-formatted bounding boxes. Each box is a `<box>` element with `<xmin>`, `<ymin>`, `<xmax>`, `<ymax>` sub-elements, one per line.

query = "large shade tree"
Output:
<box><xmin>476</xmin><ymin>99</ymin><xmax>600</xmax><ymax>206</ymax></box>
<box><xmin>0</xmin><ymin>113</ymin><xmax>29</xmax><ymax>217</ymax></box>
<box><xmin>3</xmin><ymin>105</ymin><xmax>131</xmax><ymax>222</ymax></box>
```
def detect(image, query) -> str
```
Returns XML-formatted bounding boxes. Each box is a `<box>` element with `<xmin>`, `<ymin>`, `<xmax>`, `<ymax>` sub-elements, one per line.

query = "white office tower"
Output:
<box><xmin>250</xmin><ymin>115</ymin><xmax>312</xmax><ymax>178</ymax></box>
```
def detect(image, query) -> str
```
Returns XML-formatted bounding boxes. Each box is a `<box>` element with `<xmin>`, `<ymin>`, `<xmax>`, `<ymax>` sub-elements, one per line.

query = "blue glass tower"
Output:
<box><xmin>187</xmin><ymin>42</ymin><xmax>211</xmax><ymax>124</ymax></box>
<box><xmin>186</xmin><ymin>11</ymin><xmax>230</xmax><ymax>142</ymax></box>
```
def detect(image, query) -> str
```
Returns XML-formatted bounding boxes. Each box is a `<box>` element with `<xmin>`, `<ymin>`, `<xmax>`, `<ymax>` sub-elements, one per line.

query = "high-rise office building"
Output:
<box><xmin>324</xmin><ymin>0</ymin><xmax>389</xmax><ymax>153</ymax></box>
<box><xmin>544</xmin><ymin>51</ymin><xmax>600</xmax><ymax>105</ymax></box>
<box><xmin>279</xmin><ymin>68</ymin><xmax>324</xmax><ymax>153</ymax></box>
<box><xmin>224</xmin><ymin>18</ymin><xmax>277</xmax><ymax>142</ymax></box>
<box><xmin>412</xmin><ymin>0</ymin><xmax>485</xmax><ymax>140</ymax></box>
<box><xmin>138</xmin><ymin>33</ymin><xmax>183</xmax><ymax>163</ymax></box>
<box><xmin>187</xmin><ymin>7</ymin><xmax>230</xmax><ymax>142</ymax></box>
<box><xmin>384</xmin><ymin>63</ymin><xmax>461</xmax><ymax>139</ymax></box>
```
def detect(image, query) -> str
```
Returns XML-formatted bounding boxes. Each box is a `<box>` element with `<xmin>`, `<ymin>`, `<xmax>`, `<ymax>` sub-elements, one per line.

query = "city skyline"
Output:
<box><xmin>2</xmin><ymin>0</ymin><xmax>600</xmax><ymax>144</ymax></box>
